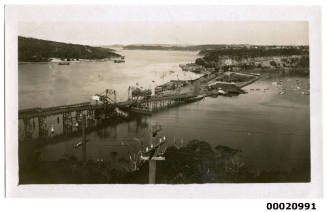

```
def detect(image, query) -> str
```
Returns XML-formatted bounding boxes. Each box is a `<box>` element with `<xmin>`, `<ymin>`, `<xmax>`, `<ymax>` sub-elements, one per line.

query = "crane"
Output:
<box><xmin>95</xmin><ymin>89</ymin><xmax>117</xmax><ymax>104</ymax></box>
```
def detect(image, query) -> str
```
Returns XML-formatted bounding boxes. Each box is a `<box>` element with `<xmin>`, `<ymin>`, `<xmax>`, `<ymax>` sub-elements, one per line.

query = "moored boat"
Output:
<box><xmin>58</xmin><ymin>62</ymin><xmax>70</xmax><ymax>65</ymax></box>
<box><xmin>114</xmin><ymin>59</ymin><xmax>125</xmax><ymax>63</ymax></box>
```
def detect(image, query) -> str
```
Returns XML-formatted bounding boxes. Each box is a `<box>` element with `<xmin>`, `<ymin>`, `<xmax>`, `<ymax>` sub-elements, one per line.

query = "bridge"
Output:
<box><xmin>18</xmin><ymin>93</ymin><xmax>198</xmax><ymax>118</ymax></box>
<box><xmin>18</xmin><ymin>92</ymin><xmax>203</xmax><ymax>141</ymax></box>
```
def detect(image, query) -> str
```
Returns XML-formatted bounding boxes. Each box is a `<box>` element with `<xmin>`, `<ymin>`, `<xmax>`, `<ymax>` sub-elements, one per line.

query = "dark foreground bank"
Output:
<box><xmin>19</xmin><ymin>139</ymin><xmax>310</xmax><ymax>184</ymax></box>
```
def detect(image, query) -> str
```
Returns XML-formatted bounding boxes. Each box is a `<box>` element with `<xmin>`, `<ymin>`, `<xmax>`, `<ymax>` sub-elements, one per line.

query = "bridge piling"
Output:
<box><xmin>19</xmin><ymin>93</ymin><xmax>202</xmax><ymax>141</ymax></box>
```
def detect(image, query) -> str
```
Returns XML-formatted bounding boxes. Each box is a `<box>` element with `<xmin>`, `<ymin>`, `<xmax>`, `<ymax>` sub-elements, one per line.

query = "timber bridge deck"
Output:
<box><xmin>18</xmin><ymin>93</ymin><xmax>197</xmax><ymax>119</ymax></box>
<box><xmin>18</xmin><ymin>93</ymin><xmax>202</xmax><ymax>141</ymax></box>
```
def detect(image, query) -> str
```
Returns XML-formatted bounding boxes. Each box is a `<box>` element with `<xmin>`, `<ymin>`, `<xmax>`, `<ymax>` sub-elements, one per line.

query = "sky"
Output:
<box><xmin>19</xmin><ymin>21</ymin><xmax>309</xmax><ymax>46</ymax></box>
<box><xmin>13</xmin><ymin>6</ymin><xmax>309</xmax><ymax>46</ymax></box>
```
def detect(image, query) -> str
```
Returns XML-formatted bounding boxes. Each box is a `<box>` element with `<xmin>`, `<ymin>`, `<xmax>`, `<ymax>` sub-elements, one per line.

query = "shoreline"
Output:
<box><xmin>237</xmin><ymin>75</ymin><xmax>261</xmax><ymax>88</ymax></box>
<box><xmin>18</xmin><ymin>59</ymin><xmax>117</xmax><ymax>64</ymax></box>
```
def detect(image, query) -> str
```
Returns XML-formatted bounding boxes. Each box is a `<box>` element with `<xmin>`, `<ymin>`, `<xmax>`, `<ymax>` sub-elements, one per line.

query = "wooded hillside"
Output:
<box><xmin>19</xmin><ymin>36</ymin><xmax>121</xmax><ymax>62</ymax></box>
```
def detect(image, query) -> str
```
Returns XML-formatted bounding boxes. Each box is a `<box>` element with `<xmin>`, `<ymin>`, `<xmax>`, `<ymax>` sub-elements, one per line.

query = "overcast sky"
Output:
<box><xmin>14</xmin><ymin>6</ymin><xmax>309</xmax><ymax>46</ymax></box>
<box><xmin>18</xmin><ymin>21</ymin><xmax>308</xmax><ymax>46</ymax></box>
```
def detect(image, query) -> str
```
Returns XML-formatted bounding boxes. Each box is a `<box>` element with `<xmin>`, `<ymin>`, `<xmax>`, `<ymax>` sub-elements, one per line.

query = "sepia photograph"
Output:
<box><xmin>4</xmin><ymin>4</ymin><xmax>323</xmax><ymax>198</ymax></box>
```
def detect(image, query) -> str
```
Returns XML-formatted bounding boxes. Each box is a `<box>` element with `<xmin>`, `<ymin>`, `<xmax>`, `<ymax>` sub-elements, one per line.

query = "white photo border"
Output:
<box><xmin>4</xmin><ymin>5</ymin><xmax>322</xmax><ymax>198</ymax></box>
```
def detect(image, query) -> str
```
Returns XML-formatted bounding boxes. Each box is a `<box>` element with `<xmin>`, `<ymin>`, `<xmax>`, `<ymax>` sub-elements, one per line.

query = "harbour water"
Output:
<box><xmin>19</xmin><ymin>50</ymin><xmax>310</xmax><ymax>181</ymax></box>
<box><xmin>19</xmin><ymin>49</ymin><xmax>199</xmax><ymax>109</ymax></box>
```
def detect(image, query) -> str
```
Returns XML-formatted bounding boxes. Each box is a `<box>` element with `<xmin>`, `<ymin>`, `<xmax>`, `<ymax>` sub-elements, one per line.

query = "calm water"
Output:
<box><xmin>19</xmin><ymin>50</ymin><xmax>199</xmax><ymax>109</ymax></box>
<box><xmin>19</xmin><ymin>50</ymin><xmax>310</xmax><ymax>180</ymax></box>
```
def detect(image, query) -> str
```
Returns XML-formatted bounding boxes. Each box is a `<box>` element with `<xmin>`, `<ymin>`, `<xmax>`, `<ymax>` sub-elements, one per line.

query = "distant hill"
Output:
<box><xmin>123</xmin><ymin>44</ymin><xmax>310</xmax><ymax>56</ymax></box>
<box><xmin>200</xmin><ymin>46</ymin><xmax>309</xmax><ymax>60</ymax></box>
<box><xmin>18</xmin><ymin>36</ymin><xmax>121</xmax><ymax>62</ymax></box>
<box><xmin>102</xmin><ymin>44</ymin><xmax>124</xmax><ymax>49</ymax></box>
<box><xmin>123</xmin><ymin>44</ymin><xmax>231</xmax><ymax>51</ymax></box>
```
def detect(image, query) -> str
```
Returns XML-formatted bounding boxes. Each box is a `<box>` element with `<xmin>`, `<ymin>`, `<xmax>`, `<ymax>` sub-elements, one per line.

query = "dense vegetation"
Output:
<box><xmin>18</xmin><ymin>36</ymin><xmax>121</xmax><ymax>62</ymax></box>
<box><xmin>200</xmin><ymin>47</ymin><xmax>309</xmax><ymax>61</ymax></box>
<box><xmin>19</xmin><ymin>139</ymin><xmax>307</xmax><ymax>184</ymax></box>
<box><xmin>193</xmin><ymin>46</ymin><xmax>310</xmax><ymax>75</ymax></box>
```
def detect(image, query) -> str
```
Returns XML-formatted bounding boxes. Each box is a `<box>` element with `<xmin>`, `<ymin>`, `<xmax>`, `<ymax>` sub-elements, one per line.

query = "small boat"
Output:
<box><xmin>217</xmin><ymin>89</ymin><xmax>227</xmax><ymax>95</ymax></box>
<box><xmin>114</xmin><ymin>59</ymin><xmax>125</xmax><ymax>63</ymax></box>
<box><xmin>58</xmin><ymin>62</ymin><xmax>70</xmax><ymax>65</ymax></box>
<box><xmin>74</xmin><ymin>142</ymin><xmax>83</xmax><ymax>148</ymax></box>
<box><xmin>74</xmin><ymin>139</ymin><xmax>90</xmax><ymax>149</ymax></box>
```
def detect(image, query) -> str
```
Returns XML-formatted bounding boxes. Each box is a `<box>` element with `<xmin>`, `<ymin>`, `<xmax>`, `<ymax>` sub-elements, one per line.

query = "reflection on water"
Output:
<box><xmin>19</xmin><ymin>50</ymin><xmax>310</xmax><ymax>182</ymax></box>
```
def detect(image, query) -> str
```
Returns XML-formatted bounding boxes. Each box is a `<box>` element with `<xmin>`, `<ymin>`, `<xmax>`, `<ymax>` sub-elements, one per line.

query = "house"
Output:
<box><xmin>49</xmin><ymin>57</ymin><xmax>62</xmax><ymax>62</ymax></box>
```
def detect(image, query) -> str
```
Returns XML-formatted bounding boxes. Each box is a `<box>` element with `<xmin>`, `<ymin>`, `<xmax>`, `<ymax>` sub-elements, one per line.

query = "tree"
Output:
<box><xmin>195</xmin><ymin>58</ymin><xmax>206</xmax><ymax>66</ymax></box>
<box><xmin>270</xmin><ymin>61</ymin><xmax>277</xmax><ymax>67</ymax></box>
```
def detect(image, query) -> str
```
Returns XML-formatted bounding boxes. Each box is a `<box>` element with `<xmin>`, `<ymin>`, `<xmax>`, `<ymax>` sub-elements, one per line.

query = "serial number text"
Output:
<box><xmin>267</xmin><ymin>203</ymin><xmax>316</xmax><ymax>210</ymax></box>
